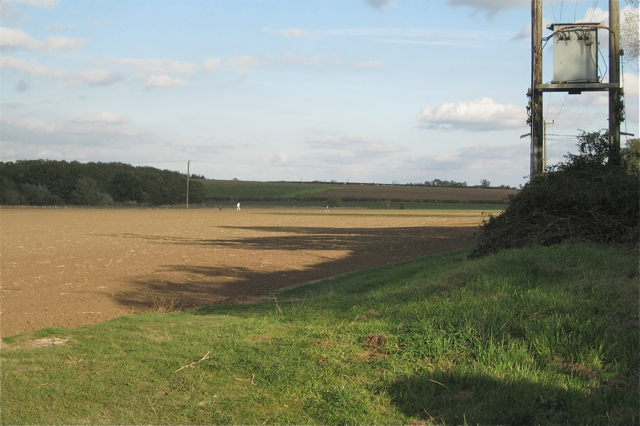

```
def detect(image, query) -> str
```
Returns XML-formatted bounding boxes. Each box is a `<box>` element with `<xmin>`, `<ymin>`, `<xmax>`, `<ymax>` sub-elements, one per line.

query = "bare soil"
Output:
<box><xmin>1</xmin><ymin>208</ymin><xmax>486</xmax><ymax>336</ymax></box>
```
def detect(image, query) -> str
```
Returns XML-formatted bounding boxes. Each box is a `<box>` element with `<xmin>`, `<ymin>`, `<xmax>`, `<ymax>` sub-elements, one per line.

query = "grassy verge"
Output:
<box><xmin>2</xmin><ymin>243</ymin><xmax>638</xmax><ymax>425</ymax></box>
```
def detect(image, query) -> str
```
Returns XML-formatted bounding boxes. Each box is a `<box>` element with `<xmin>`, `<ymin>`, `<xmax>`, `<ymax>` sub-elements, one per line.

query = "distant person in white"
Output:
<box><xmin>237</xmin><ymin>202</ymin><xmax>241</xmax><ymax>211</ymax></box>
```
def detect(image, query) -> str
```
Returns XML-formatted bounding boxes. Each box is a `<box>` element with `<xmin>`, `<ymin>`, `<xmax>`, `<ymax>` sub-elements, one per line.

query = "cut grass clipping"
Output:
<box><xmin>2</xmin><ymin>243</ymin><xmax>638</xmax><ymax>425</ymax></box>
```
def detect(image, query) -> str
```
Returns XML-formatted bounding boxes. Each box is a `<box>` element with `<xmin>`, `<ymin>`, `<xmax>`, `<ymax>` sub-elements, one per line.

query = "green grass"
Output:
<box><xmin>200</xmin><ymin>180</ymin><xmax>336</xmax><ymax>200</ymax></box>
<box><xmin>2</xmin><ymin>243</ymin><xmax>638</xmax><ymax>425</ymax></box>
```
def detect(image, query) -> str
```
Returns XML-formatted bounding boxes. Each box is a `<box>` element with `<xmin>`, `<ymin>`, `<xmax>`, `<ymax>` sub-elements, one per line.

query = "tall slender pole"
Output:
<box><xmin>186</xmin><ymin>160</ymin><xmax>190</xmax><ymax>209</ymax></box>
<box><xmin>531</xmin><ymin>0</ymin><xmax>545</xmax><ymax>179</ymax></box>
<box><xmin>544</xmin><ymin>120</ymin><xmax>547</xmax><ymax>170</ymax></box>
<box><xmin>609</xmin><ymin>0</ymin><xmax>621</xmax><ymax>165</ymax></box>
<box><xmin>544</xmin><ymin>120</ymin><xmax>554</xmax><ymax>170</ymax></box>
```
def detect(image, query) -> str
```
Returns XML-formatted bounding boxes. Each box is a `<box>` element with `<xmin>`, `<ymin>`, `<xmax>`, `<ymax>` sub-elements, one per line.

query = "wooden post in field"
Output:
<box><xmin>186</xmin><ymin>160</ymin><xmax>190</xmax><ymax>209</ymax></box>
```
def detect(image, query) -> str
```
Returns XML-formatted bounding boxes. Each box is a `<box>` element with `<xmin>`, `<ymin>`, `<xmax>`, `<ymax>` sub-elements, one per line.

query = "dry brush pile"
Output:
<box><xmin>470</xmin><ymin>132</ymin><xmax>639</xmax><ymax>258</ymax></box>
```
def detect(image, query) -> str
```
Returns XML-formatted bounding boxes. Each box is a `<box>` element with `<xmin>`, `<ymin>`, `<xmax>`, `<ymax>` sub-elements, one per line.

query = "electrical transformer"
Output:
<box><xmin>550</xmin><ymin>23</ymin><xmax>600</xmax><ymax>83</ymax></box>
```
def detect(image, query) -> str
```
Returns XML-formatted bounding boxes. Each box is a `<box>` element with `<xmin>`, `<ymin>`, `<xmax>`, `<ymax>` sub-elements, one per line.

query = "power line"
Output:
<box><xmin>589</xmin><ymin>0</ymin><xmax>599</xmax><ymax>22</ymax></box>
<box><xmin>552</xmin><ymin>93</ymin><xmax>569</xmax><ymax>121</ymax></box>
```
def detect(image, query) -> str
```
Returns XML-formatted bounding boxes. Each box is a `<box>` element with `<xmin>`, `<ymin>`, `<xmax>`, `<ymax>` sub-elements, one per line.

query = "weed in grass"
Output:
<box><xmin>150</xmin><ymin>297</ymin><xmax>181</xmax><ymax>313</ymax></box>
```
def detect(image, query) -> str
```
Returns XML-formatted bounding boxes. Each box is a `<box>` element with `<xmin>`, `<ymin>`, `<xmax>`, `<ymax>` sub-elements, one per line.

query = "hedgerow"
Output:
<box><xmin>470</xmin><ymin>131</ymin><xmax>639</xmax><ymax>258</ymax></box>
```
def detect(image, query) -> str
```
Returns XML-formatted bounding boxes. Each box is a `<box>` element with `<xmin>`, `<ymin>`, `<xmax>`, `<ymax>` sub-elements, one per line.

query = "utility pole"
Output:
<box><xmin>530</xmin><ymin>0</ymin><xmax>544</xmax><ymax>179</ymax></box>
<box><xmin>544</xmin><ymin>120</ymin><xmax>554</xmax><ymax>169</ymax></box>
<box><xmin>186</xmin><ymin>160</ymin><xmax>190</xmax><ymax>209</ymax></box>
<box><xmin>530</xmin><ymin>0</ymin><xmax>622</xmax><ymax>174</ymax></box>
<box><xmin>609</xmin><ymin>0</ymin><xmax>621</xmax><ymax>165</ymax></box>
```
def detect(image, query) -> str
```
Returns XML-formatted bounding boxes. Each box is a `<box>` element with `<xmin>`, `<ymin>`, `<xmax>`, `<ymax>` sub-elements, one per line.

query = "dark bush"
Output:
<box><xmin>19</xmin><ymin>183</ymin><xmax>64</xmax><ymax>206</ymax></box>
<box><xmin>470</xmin><ymin>130</ymin><xmax>639</xmax><ymax>258</ymax></box>
<box><xmin>326</xmin><ymin>194</ymin><xmax>342</xmax><ymax>207</ymax></box>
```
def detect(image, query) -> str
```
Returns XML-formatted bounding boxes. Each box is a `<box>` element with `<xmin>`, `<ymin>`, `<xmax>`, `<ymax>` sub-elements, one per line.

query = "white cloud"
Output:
<box><xmin>356</xmin><ymin>60</ymin><xmax>383</xmax><ymax>68</ymax></box>
<box><xmin>143</xmin><ymin>74</ymin><xmax>187</xmax><ymax>89</ymax></box>
<box><xmin>282</xmin><ymin>53</ymin><xmax>322</xmax><ymax>66</ymax></box>
<box><xmin>262</xmin><ymin>152</ymin><xmax>294</xmax><ymax>166</ymax></box>
<box><xmin>225</xmin><ymin>56</ymin><xmax>264</xmax><ymax>76</ymax></box>
<box><xmin>511</xmin><ymin>24</ymin><xmax>531</xmax><ymax>41</ymax></box>
<box><xmin>2</xmin><ymin>0</ymin><xmax>58</xmax><ymax>23</ymax></box>
<box><xmin>5</xmin><ymin>0</ymin><xmax>58</xmax><ymax>9</ymax></box>
<box><xmin>623</xmin><ymin>73</ymin><xmax>639</xmax><ymax>97</ymax></box>
<box><xmin>511</xmin><ymin>18</ymin><xmax>553</xmax><ymax>40</ymax></box>
<box><xmin>1</xmin><ymin>28</ymin><xmax>43</xmax><ymax>50</ymax></box>
<box><xmin>1</xmin><ymin>114</ymin><xmax>146</xmax><ymax>146</ymax></box>
<box><xmin>262</xmin><ymin>27</ymin><xmax>312</xmax><ymax>39</ymax></box>
<box><xmin>307</xmin><ymin>132</ymin><xmax>407</xmax><ymax>159</ymax></box>
<box><xmin>308</xmin><ymin>133</ymin><xmax>380</xmax><ymax>147</ymax></box>
<box><xmin>511</xmin><ymin>19</ymin><xmax>552</xmax><ymax>41</ymax></box>
<box><xmin>45</xmin><ymin>36</ymin><xmax>86</xmax><ymax>50</ymax></box>
<box><xmin>545</xmin><ymin>108</ymin><xmax>594</xmax><ymax>128</ymax></box>
<box><xmin>408</xmin><ymin>142</ymin><xmax>529</xmax><ymax>178</ymax></box>
<box><xmin>567</xmin><ymin>92</ymin><xmax>609</xmax><ymax>107</ymax></box>
<box><xmin>279</xmin><ymin>28</ymin><xmax>312</xmax><ymax>39</ymax></box>
<box><xmin>446</xmin><ymin>0</ymin><xmax>529</xmax><ymax>19</ymax></box>
<box><xmin>73</xmin><ymin>69</ymin><xmax>123</xmax><ymax>86</ymax></box>
<box><xmin>417</xmin><ymin>97</ymin><xmax>526</xmax><ymax>131</ymax></box>
<box><xmin>105</xmin><ymin>58</ymin><xmax>196</xmax><ymax>75</ymax></box>
<box><xmin>578</xmin><ymin>7</ymin><xmax>608</xmax><ymax>25</ymax></box>
<box><xmin>0</xmin><ymin>114</ymin><xmax>164</xmax><ymax>164</ymax></box>
<box><xmin>563</xmin><ymin>73</ymin><xmax>638</xmax><ymax>111</ymax></box>
<box><xmin>0</xmin><ymin>56</ymin><xmax>67</xmax><ymax>77</ymax></box>
<box><xmin>365</xmin><ymin>0</ymin><xmax>395</xmax><ymax>10</ymax></box>
<box><xmin>67</xmin><ymin>111</ymin><xmax>131</xmax><ymax>124</ymax></box>
<box><xmin>203</xmin><ymin>58</ymin><xmax>221</xmax><ymax>72</ymax></box>
<box><xmin>0</xmin><ymin>28</ymin><xmax>85</xmax><ymax>51</ymax></box>
<box><xmin>225</xmin><ymin>56</ymin><xmax>263</xmax><ymax>68</ymax></box>
<box><xmin>0</xmin><ymin>57</ymin><xmax>122</xmax><ymax>86</ymax></box>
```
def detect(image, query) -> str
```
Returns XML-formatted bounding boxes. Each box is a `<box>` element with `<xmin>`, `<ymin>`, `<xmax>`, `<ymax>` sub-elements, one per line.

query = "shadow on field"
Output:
<box><xmin>388</xmin><ymin>372</ymin><xmax>593</xmax><ymax>426</ymax></box>
<box><xmin>113</xmin><ymin>225</ymin><xmax>476</xmax><ymax>310</ymax></box>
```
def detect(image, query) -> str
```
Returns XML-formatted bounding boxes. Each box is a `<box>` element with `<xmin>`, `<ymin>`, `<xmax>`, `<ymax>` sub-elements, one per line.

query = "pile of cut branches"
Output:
<box><xmin>470</xmin><ymin>132</ymin><xmax>639</xmax><ymax>258</ymax></box>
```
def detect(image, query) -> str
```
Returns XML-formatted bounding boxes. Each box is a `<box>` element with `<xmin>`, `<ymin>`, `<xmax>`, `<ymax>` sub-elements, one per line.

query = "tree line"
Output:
<box><xmin>0</xmin><ymin>160</ymin><xmax>205</xmax><ymax>206</ymax></box>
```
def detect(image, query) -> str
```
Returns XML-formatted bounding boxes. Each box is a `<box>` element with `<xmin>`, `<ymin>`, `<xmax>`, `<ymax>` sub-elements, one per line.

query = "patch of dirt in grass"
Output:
<box><xmin>28</xmin><ymin>337</ymin><xmax>69</xmax><ymax>348</ymax></box>
<box><xmin>563</xmin><ymin>362</ymin><xmax>598</xmax><ymax>379</ymax></box>
<box><xmin>247</xmin><ymin>335</ymin><xmax>271</xmax><ymax>343</ymax></box>
<box><xmin>364</xmin><ymin>333</ymin><xmax>388</xmax><ymax>350</ymax></box>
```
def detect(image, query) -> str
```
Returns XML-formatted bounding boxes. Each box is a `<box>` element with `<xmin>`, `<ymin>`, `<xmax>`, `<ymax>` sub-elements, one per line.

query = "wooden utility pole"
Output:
<box><xmin>186</xmin><ymin>160</ymin><xmax>190</xmax><ymax>209</ymax></box>
<box><xmin>609</xmin><ymin>0</ymin><xmax>621</xmax><ymax>165</ymax></box>
<box><xmin>530</xmin><ymin>0</ymin><xmax>544</xmax><ymax>179</ymax></box>
<box><xmin>530</xmin><ymin>0</ymin><xmax>623</xmax><ymax>175</ymax></box>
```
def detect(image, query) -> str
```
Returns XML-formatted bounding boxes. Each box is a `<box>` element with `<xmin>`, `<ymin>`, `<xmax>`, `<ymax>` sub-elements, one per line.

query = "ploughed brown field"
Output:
<box><xmin>1</xmin><ymin>207</ymin><xmax>489</xmax><ymax>336</ymax></box>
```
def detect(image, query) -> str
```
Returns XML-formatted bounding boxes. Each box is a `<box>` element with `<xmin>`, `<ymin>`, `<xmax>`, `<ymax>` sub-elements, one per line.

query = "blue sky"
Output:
<box><xmin>1</xmin><ymin>0</ymin><xmax>638</xmax><ymax>187</ymax></box>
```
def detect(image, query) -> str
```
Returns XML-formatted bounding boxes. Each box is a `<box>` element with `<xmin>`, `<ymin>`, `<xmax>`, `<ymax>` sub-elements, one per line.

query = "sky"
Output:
<box><xmin>1</xmin><ymin>0</ymin><xmax>638</xmax><ymax>187</ymax></box>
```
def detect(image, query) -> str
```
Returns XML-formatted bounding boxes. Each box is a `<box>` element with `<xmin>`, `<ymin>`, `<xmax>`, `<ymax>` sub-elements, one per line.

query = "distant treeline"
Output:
<box><xmin>422</xmin><ymin>179</ymin><xmax>468</xmax><ymax>187</ymax></box>
<box><xmin>0</xmin><ymin>160</ymin><xmax>204</xmax><ymax>206</ymax></box>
